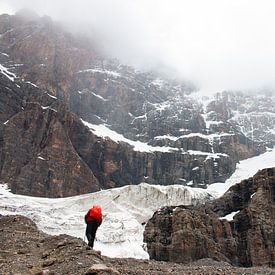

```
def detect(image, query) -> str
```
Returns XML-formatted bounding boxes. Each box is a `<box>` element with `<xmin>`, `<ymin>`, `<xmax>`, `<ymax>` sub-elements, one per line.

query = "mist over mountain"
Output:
<box><xmin>0</xmin><ymin>7</ymin><xmax>275</xmax><ymax>272</ymax></box>
<box><xmin>2</xmin><ymin>0</ymin><xmax>275</xmax><ymax>92</ymax></box>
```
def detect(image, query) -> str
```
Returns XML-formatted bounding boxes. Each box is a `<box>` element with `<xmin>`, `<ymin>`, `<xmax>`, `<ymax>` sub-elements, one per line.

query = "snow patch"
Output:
<box><xmin>91</xmin><ymin>92</ymin><xmax>108</xmax><ymax>101</ymax></box>
<box><xmin>151</xmin><ymin>78</ymin><xmax>166</xmax><ymax>89</ymax></box>
<box><xmin>26</xmin><ymin>81</ymin><xmax>38</xmax><ymax>88</ymax></box>
<box><xmin>41</xmin><ymin>106</ymin><xmax>57</xmax><ymax>112</ymax></box>
<box><xmin>189</xmin><ymin>150</ymin><xmax>228</xmax><ymax>158</ymax></box>
<box><xmin>151</xmin><ymin>101</ymin><xmax>171</xmax><ymax>112</ymax></box>
<box><xmin>81</xmin><ymin>119</ymin><xmax>178</xmax><ymax>153</ymax></box>
<box><xmin>207</xmin><ymin>147</ymin><xmax>275</xmax><ymax>197</ymax></box>
<box><xmin>250</xmin><ymin>192</ymin><xmax>256</xmax><ymax>198</ymax></box>
<box><xmin>78</xmin><ymin>68</ymin><xmax>121</xmax><ymax>78</ymax></box>
<box><xmin>38</xmin><ymin>156</ymin><xmax>46</xmax><ymax>161</ymax></box>
<box><xmin>154</xmin><ymin>135</ymin><xmax>178</xmax><ymax>141</ymax></box>
<box><xmin>46</xmin><ymin>93</ymin><xmax>57</xmax><ymax>99</ymax></box>
<box><xmin>81</xmin><ymin>119</ymin><xmax>230</xmax><ymax>159</ymax></box>
<box><xmin>219</xmin><ymin>210</ymin><xmax>240</xmax><ymax>221</ymax></box>
<box><xmin>0</xmin><ymin>63</ymin><xmax>16</xmax><ymax>81</ymax></box>
<box><xmin>154</xmin><ymin>132</ymin><xmax>232</xmax><ymax>141</ymax></box>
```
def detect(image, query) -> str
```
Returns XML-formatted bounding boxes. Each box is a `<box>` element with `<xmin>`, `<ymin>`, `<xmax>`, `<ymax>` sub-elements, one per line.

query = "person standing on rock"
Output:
<box><xmin>85</xmin><ymin>204</ymin><xmax>102</xmax><ymax>248</ymax></box>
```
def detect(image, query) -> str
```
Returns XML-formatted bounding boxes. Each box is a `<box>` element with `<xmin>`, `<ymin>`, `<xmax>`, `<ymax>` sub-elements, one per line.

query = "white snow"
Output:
<box><xmin>219</xmin><ymin>210</ymin><xmax>240</xmax><ymax>221</ymax></box>
<box><xmin>38</xmin><ymin>156</ymin><xmax>46</xmax><ymax>161</ymax></box>
<box><xmin>189</xmin><ymin>150</ymin><xmax>228</xmax><ymax>158</ymax></box>
<box><xmin>130</xmin><ymin>114</ymin><xmax>146</xmax><ymax>124</ymax></box>
<box><xmin>41</xmin><ymin>106</ymin><xmax>57</xmax><ymax>112</ymax></box>
<box><xmin>91</xmin><ymin>92</ymin><xmax>108</xmax><ymax>101</ymax></box>
<box><xmin>46</xmin><ymin>93</ymin><xmax>57</xmax><ymax>99</ymax></box>
<box><xmin>81</xmin><ymin>119</ymin><xmax>178</xmax><ymax>153</ymax></box>
<box><xmin>13</xmin><ymin>64</ymin><xmax>24</xmax><ymax>67</ymax></box>
<box><xmin>179</xmin><ymin>128</ymin><xmax>190</xmax><ymax>132</ymax></box>
<box><xmin>230</xmin><ymin>110</ymin><xmax>275</xmax><ymax>138</ymax></box>
<box><xmin>207</xmin><ymin>147</ymin><xmax>275</xmax><ymax>196</ymax></box>
<box><xmin>151</xmin><ymin>78</ymin><xmax>166</xmax><ymax>89</ymax></box>
<box><xmin>0</xmin><ymin>63</ymin><xmax>16</xmax><ymax>81</ymax></box>
<box><xmin>26</xmin><ymin>81</ymin><xmax>38</xmax><ymax>88</ymax></box>
<box><xmin>0</xmin><ymin>182</ymin><xmax>214</xmax><ymax>259</ymax></box>
<box><xmin>78</xmin><ymin>68</ymin><xmax>121</xmax><ymax>78</ymax></box>
<box><xmin>187</xmin><ymin>91</ymin><xmax>227</xmax><ymax>129</ymax></box>
<box><xmin>154</xmin><ymin>134</ymin><xmax>178</xmax><ymax>141</ymax></box>
<box><xmin>78</xmin><ymin>90</ymin><xmax>108</xmax><ymax>101</ymax></box>
<box><xmin>154</xmin><ymin>132</ymin><xmax>232</xmax><ymax>141</ymax></box>
<box><xmin>151</xmin><ymin>101</ymin><xmax>171</xmax><ymax>112</ymax></box>
<box><xmin>81</xmin><ymin>119</ymin><xmax>229</xmax><ymax>160</ymax></box>
<box><xmin>250</xmin><ymin>192</ymin><xmax>256</xmax><ymax>198</ymax></box>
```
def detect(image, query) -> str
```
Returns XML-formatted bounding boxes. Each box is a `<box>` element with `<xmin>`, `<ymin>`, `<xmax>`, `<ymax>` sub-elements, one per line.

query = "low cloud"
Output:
<box><xmin>3</xmin><ymin>0</ymin><xmax>275</xmax><ymax>92</ymax></box>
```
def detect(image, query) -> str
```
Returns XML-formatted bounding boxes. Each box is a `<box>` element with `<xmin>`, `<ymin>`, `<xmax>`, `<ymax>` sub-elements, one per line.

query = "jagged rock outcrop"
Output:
<box><xmin>144</xmin><ymin>167</ymin><xmax>275</xmax><ymax>267</ymax></box>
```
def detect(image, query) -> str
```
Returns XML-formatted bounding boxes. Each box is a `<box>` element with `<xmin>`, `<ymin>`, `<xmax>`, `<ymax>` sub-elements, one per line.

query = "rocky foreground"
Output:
<box><xmin>0</xmin><ymin>215</ymin><xmax>273</xmax><ymax>275</ymax></box>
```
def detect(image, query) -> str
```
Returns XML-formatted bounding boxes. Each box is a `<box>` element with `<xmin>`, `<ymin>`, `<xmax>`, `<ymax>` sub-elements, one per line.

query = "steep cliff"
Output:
<box><xmin>0</xmin><ymin>72</ymin><xmax>234</xmax><ymax>196</ymax></box>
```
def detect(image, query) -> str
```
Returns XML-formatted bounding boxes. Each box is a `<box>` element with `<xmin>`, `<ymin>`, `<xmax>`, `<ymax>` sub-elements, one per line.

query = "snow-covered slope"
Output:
<box><xmin>207</xmin><ymin>146</ymin><xmax>275</xmax><ymax>196</ymax></box>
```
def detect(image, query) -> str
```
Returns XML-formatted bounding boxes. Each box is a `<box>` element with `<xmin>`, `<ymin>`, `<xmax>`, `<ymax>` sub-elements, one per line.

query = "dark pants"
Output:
<box><xmin>86</xmin><ymin>219</ymin><xmax>101</xmax><ymax>248</ymax></box>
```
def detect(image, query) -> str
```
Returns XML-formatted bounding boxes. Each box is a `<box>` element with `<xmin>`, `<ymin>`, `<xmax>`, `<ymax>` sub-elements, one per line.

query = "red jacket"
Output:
<box><xmin>85</xmin><ymin>205</ymin><xmax>102</xmax><ymax>224</ymax></box>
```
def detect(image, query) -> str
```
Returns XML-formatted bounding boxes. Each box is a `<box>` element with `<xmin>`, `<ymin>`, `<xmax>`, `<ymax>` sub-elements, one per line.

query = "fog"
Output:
<box><xmin>2</xmin><ymin>0</ymin><xmax>275</xmax><ymax>92</ymax></box>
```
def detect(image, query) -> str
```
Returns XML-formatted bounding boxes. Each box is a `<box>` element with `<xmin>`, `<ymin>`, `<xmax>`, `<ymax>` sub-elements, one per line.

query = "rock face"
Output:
<box><xmin>0</xmin><ymin>11</ymin><xmax>273</xmax><ymax>196</ymax></box>
<box><xmin>0</xmin><ymin>72</ymin><xmax>234</xmax><ymax>196</ymax></box>
<box><xmin>144</xmin><ymin>167</ymin><xmax>275</xmax><ymax>267</ymax></box>
<box><xmin>209</xmin><ymin>91</ymin><xmax>275</xmax><ymax>147</ymax></box>
<box><xmin>0</xmin><ymin>74</ymin><xmax>100</xmax><ymax>197</ymax></box>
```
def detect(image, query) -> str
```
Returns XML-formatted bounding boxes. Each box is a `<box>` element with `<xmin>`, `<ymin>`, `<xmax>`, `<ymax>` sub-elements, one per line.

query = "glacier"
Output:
<box><xmin>1</xmin><ymin>147</ymin><xmax>275</xmax><ymax>259</ymax></box>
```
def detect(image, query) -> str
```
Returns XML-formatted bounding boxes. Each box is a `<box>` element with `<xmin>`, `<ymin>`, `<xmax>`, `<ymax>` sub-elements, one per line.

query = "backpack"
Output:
<box><xmin>85</xmin><ymin>205</ymin><xmax>102</xmax><ymax>223</ymax></box>
<box><xmin>90</xmin><ymin>205</ymin><xmax>102</xmax><ymax>220</ymax></box>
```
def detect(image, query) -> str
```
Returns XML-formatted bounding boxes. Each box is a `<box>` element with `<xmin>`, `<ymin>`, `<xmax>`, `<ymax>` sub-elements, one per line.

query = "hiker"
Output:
<box><xmin>85</xmin><ymin>204</ymin><xmax>102</xmax><ymax>248</ymax></box>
